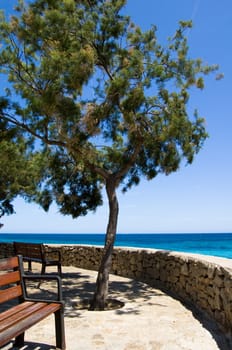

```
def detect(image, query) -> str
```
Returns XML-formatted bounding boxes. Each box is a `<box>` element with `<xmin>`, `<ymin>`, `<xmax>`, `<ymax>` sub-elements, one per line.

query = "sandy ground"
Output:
<box><xmin>1</xmin><ymin>264</ymin><xmax>230</xmax><ymax>350</ymax></box>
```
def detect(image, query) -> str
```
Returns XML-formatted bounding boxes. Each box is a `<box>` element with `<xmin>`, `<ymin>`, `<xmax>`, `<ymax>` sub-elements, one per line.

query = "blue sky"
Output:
<box><xmin>1</xmin><ymin>0</ymin><xmax>232</xmax><ymax>234</ymax></box>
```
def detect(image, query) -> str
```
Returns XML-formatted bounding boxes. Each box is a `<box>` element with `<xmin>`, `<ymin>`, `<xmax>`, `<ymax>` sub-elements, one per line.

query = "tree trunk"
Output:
<box><xmin>89</xmin><ymin>178</ymin><xmax>119</xmax><ymax>310</ymax></box>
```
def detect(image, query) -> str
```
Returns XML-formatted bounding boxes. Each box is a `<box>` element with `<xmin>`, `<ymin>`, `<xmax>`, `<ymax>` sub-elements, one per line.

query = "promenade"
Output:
<box><xmin>1</xmin><ymin>265</ymin><xmax>229</xmax><ymax>350</ymax></box>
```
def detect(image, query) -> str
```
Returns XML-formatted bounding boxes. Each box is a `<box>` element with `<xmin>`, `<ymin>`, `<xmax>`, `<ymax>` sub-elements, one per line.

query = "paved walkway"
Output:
<box><xmin>1</xmin><ymin>265</ymin><xmax>229</xmax><ymax>350</ymax></box>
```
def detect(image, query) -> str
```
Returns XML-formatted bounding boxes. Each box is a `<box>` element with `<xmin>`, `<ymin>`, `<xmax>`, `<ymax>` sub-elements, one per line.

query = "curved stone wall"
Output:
<box><xmin>0</xmin><ymin>243</ymin><xmax>231</xmax><ymax>345</ymax></box>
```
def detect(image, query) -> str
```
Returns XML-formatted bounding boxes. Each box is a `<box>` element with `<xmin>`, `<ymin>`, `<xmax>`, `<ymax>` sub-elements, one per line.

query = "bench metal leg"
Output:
<box><xmin>41</xmin><ymin>263</ymin><xmax>46</xmax><ymax>275</ymax></box>
<box><xmin>14</xmin><ymin>332</ymin><xmax>25</xmax><ymax>347</ymax></box>
<box><xmin>58</xmin><ymin>263</ymin><xmax>62</xmax><ymax>277</ymax></box>
<box><xmin>37</xmin><ymin>264</ymin><xmax>46</xmax><ymax>288</ymax></box>
<box><xmin>28</xmin><ymin>260</ymin><xmax>32</xmax><ymax>272</ymax></box>
<box><xmin>55</xmin><ymin>309</ymin><xmax>66</xmax><ymax>349</ymax></box>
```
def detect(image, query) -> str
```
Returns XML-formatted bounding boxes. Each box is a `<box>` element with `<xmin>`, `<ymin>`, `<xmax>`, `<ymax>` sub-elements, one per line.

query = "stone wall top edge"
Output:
<box><xmin>47</xmin><ymin>243</ymin><xmax>103</xmax><ymax>248</ymax></box>
<box><xmin>115</xmin><ymin>247</ymin><xmax>232</xmax><ymax>269</ymax></box>
<box><xmin>46</xmin><ymin>244</ymin><xmax>232</xmax><ymax>270</ymax></box>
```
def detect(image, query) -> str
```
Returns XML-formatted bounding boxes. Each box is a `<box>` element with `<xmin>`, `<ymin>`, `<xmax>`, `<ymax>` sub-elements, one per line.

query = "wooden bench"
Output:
<box><xmin>0</xmin><ymin>255</ymin><xmax>65</xmax><ymax>349</ymax></box>
<box><xmin>13</xmin><ymin>242</ymin><xmax>62</xmax><ymax>276</ymax></box>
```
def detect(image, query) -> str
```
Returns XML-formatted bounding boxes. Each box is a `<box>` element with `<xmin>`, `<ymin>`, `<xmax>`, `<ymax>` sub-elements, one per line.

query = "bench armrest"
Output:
<box><xmin>21</xmin><ymin>274</ymin><xmax>63</xmax><ymax>302</ymax></box>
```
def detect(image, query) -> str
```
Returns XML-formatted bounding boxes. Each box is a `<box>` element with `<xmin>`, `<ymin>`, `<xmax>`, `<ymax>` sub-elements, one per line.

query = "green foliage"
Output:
<box><xmin>0</xmin><ymin>0</ymin><xmax>218</xmax><ymax>218</ymax></box>
<box><xmin>32</xmin><ymin>149</ymin><xmax>103</xmax><ymax>217</ymax></box>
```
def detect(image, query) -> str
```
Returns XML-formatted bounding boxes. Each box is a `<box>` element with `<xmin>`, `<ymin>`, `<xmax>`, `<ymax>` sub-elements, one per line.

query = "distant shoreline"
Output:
<box><xmin>1</xmin><ymin>233</ymin><xmax>232</xmax><ymax>259</ymax></box>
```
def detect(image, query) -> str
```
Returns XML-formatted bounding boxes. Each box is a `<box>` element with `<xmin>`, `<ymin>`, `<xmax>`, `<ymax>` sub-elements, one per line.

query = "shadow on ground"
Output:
<box><xmin>59</xmin><ymin>269</ymin><xmax>230</xmax><ymax>350</ymax></box>
<box><xmin>3</xmin><ymin>341</ymin><xmax>56</xmax><ymax>350</ymax></box>
<box><xmin>63</xmin><ymin>272</ymin><xmax>164</xmax><ymax>303</ymax></box>
<box><xmin>3</xmin><ymin>265</ymin><xmax>230</xmax><ymax>350</ymax></box>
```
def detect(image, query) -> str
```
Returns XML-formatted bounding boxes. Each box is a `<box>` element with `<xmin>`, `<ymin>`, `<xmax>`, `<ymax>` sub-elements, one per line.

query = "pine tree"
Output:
<box><xmin>0</xmin><ymin>0</ymin><xmax>218</xmax><ymax>309</ymax></box>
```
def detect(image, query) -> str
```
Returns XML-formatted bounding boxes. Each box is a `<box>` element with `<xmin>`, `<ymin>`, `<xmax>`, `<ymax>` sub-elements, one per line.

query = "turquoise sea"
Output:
<box><xmin>1</xmin><ymin>233</ymin><xmax>232</xmax><ymax>259</ymax></box>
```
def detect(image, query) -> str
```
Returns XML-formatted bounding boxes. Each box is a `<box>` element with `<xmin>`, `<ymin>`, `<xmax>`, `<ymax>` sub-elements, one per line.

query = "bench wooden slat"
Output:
<box><xmin>0</xmin><ymin>303</ymin><xmax>61</xmax><ymax>347</ymax></box>
<box><xmin>0</xmin><ymin>285</ymin><xmax>22</xmax><ymax>304</ymax></box>
<box><xmin>0</xmin><ymin>302</ymin><xmax>44</xmax><ymax>332</ymax></box>
<box><xmin>0</xmin><ymin>301</ymin><xmax>32</xmax><ymax>323</ymax></box>
<box><xmin>0</xmin><ymin>270</ymin><xmax>21</xmax><ymax>287</ymax></box>
<box><xmin>14</xmin><ymin>243</ymin><xmax>42</xmax><ymax>258</ymax></box>
<box><xmin>0</xmin><ymin>256</ymin><xmax>19</xmax><ymax>270</ymax></box>
<box><xmin>0</xmin><ymin>301</ymin><xmax>60</xmax><ymax>332</ymax></box>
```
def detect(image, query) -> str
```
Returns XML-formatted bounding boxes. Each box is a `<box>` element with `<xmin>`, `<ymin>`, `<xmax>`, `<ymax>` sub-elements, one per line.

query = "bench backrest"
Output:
<box><xmin>0</xmin><ymin>256</ymin><xmax>23</xmax><ymax>305</ymax></box>
<box><xmin>13</xmin><ymin>242</ymin><xmax>45</xmax><ymax>261</ymax></box>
